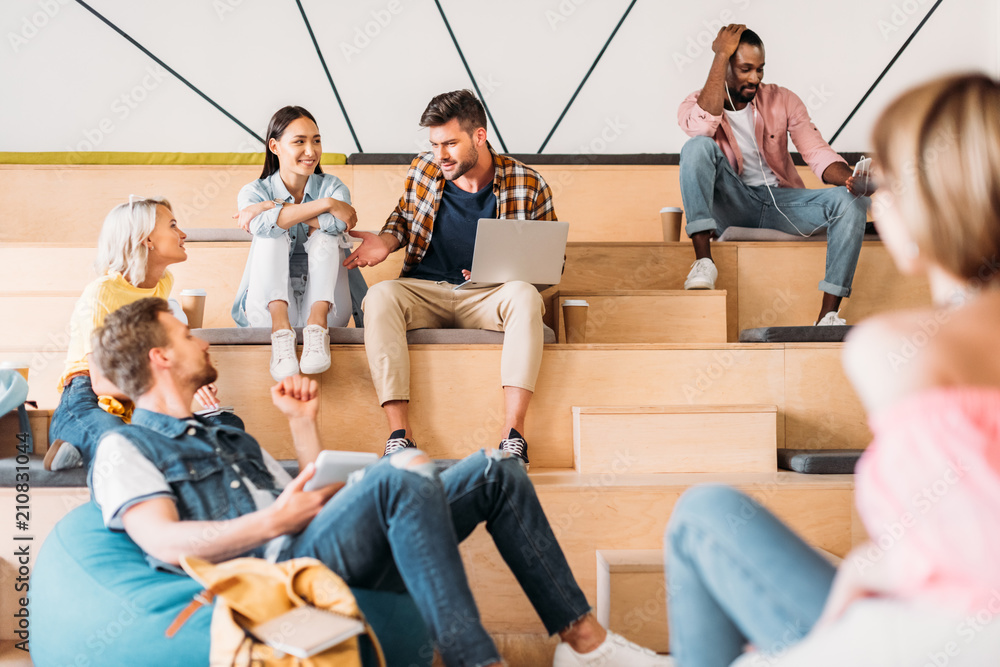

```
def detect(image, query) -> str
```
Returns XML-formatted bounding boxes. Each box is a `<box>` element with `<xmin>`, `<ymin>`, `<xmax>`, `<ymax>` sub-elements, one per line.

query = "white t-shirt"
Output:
<box><xmin>724</xmin><ymin>104</ymin><xmax>779</xmax><ymax>188</ymax></box>
<box><xmin>92</xmin><ymin>425</ymin><xmax>294</xmax><ymax>560</ymax></box>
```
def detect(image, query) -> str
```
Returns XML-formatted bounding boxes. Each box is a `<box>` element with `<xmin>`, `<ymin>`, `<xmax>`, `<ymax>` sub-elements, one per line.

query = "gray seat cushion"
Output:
<box><xmin>777</xmin><ymin>448</ymin><xmax>863</xmax><ymax>474</ymax></box>
<box><xmin>716</xmin><ymin>227</ymin><xmax>880</xmax><ymax>243</ymax></box>
<box><xmin>195</xmin><ymin>326</ymin><xmax>557</xmax><ymax>345</ymax></box>
<box><xmin>1</xmin><ymin>455</ymin><xmax>88</xmax><ymax>487</ymax></box>
<box><xmin>183</xmin><ymin>228</ymin><xmax>252</xmax><ymax>242</ymax></box>
<box><xmin>739</xmin><ymin>326</ymin><xmax>853</xmax><ymax>343</ymax></box>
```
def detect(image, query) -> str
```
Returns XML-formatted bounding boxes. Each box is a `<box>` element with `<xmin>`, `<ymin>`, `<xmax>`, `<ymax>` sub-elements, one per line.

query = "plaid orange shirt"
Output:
<box><xmin>379</xmin><ymin>143</ymin><xmax>558</xmax><ymax>276</ymax></box>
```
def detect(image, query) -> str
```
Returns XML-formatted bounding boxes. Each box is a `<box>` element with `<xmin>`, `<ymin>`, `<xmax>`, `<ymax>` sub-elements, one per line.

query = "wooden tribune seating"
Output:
<box><xmin>0</xmin><ymin>156</ymin><xmax>907</xmax><ymax>663</ymax></box>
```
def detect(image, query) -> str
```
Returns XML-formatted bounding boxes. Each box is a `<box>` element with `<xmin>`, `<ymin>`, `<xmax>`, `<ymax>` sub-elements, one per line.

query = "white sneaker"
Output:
<box><xmin>43</xmin><ymin>439</ymin><xmax>83</xmax><ymax>472</ymax></box>
<box><xmin>299</xmin><ymin>324</ymin><xmax>331</xmax><ymax>375</ymax></box>
<box><xmin>815</xmin><ymin>311</ymin><xmax>847</xmax><ymax>326</ymax></box>
<box><xmin>553</xmin><ymin>631</ymin><xmax>674</xmax><ymax>666</ymax></box>
<box><xmin>684</xmin><ymin>258</ymin><xmax>718</xmax><ymax>290</ymax></box>
<box><xmin>269</xmin><ymin>329</ymin><xmax>299</xmax><ymax>381</ymax></box>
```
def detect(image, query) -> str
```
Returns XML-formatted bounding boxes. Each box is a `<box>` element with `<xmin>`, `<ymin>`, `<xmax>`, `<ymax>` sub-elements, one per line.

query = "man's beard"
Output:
<box><xmin>442</xmin><ymin>146</ymin><xmax>479</xmax><ymax>181</ymax></box>
<box><xmin>730</xmin><ymin>84</ymin><xmax>757</xmax><ymax>105</ymax></box>
<box><xmin>186</xmin><ymin>360</ymin><xmax>218</xmax><ymax>391</ymax></box>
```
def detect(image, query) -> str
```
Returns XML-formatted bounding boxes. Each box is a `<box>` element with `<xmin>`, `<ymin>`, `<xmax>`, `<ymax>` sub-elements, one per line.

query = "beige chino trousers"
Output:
<box><xmin>361</xmin><ymin>278</ymin><xmax>545</xmax><ymax>405</ymax></box>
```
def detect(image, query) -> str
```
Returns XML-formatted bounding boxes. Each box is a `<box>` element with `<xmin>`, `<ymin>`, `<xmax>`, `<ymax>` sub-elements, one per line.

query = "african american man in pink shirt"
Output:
<box><xmin>678</xmin><ymin>25</ymin><xmax>873</xmax><ymax>325</ymax></box>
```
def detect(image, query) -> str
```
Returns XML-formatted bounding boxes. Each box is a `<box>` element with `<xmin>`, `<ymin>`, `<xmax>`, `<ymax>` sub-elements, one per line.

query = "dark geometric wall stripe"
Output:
<box><xmin>74</xmin><ymin>0</ymin><xmax>264</xmax><ymax>144</ymax></box>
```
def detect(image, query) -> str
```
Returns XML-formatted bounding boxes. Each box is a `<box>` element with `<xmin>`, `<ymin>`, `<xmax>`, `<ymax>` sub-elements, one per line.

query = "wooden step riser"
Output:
<box><xmin>0</xmin><ymin>477</ymin><xmax>854</xmax><ymax>640</ymax></box>
<box><xmin>0</xmin><ymin>164</ymin><xmax>829</xmax><ymax>248</ymax></box>
<box><xmin>0</xmin><ymin>412</ymin><xmax>49</xmax><ymax>458</ymax></box>
<box><xmin>552</xmin><ymin>291</ymin><xmax>727</xmax><ymax>344</ymax></box>
<box><xmin>5</xmin><ymin>346</ymin><xmax>868</xmax><ymax>463</ymax></box>
<box><xmin>595</xmin><ymin>546</ymin><xmax>844</xmax><ymax>653</ymax></box>
<box><xmin>573</xmin><ymin>406</ymin><xmax>777</xmax><ymax>474</ymax></box>
<box><xmin>2</xmin><ymin>242</ymin><xmax>928</xmax><ymax>347</ymax></box>
<box><xmin>599</xmin><ymin>561</ymin><xmax>669</xmax><ymax>652</ymax></box>
<box><xmin>0</xmin><ymin>249</ymin><xmax>404</xmax><ymax>344</ymax></box>
<box><xmin>463</xmin><ymin>479</ymin><xmax>855</xmax><ymax>633</ymax></box>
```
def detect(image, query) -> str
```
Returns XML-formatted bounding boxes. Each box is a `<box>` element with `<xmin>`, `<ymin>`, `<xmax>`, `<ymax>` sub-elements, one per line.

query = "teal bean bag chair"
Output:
<box><xmin>29</xmin><ymin>502</ymin><xmax>432</xmax><ymax>666</ymax></box>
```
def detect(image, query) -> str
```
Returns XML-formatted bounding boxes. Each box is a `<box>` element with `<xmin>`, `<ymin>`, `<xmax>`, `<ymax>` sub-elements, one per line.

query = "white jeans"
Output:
<box><xmin>244</xmin><ymin>231</ymin><xmax>351</xmax><ymax>328</ymax></box>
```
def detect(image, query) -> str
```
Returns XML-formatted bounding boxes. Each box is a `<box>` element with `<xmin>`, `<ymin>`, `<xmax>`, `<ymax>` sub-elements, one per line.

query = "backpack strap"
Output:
<box><xmin>165</xmin><ymin>577</ymin><xmax>241</xmax><ymax>638</ymax></box>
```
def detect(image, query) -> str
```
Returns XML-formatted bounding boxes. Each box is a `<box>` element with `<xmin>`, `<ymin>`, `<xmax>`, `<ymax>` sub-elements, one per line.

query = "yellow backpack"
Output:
<box><xmin>175</xmin><ymin>556</ymin><xmax>385</xmax><ymax>667</ymax></box>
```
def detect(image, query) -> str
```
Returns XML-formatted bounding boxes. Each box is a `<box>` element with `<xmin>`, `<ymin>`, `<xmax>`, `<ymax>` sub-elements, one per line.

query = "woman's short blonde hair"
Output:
<box><xmin>94</xmin><ymin>196</ymin><xmax>172</xmax><ymax>287</ymax></box>
<box><xmin>872</xmin><ymin>73</ymin><xmax>1000</xmax><ymax>284</ymax></box>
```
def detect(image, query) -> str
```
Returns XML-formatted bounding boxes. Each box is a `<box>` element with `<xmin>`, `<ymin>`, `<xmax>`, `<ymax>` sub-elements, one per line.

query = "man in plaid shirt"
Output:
<box><xmin>345</xmin><ymin>90</ymin><xmax>558</xmax><ymax>461</ymax></box>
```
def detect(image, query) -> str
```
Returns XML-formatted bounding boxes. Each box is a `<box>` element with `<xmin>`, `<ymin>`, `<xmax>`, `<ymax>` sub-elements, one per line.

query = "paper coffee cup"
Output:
<box><xmin>562</xmin><ymin>299</ymin><xmax>589</xmax><ymax>344</ymax></box>
<box><xmin>180</xmin><ymin>289</ymin><xmax>207</xmax><ymax>329</ymax></box>
<box><xmin>660</xmin><ymin>207</ymin><xmax>684</xmax><ymax>242</ymax></box>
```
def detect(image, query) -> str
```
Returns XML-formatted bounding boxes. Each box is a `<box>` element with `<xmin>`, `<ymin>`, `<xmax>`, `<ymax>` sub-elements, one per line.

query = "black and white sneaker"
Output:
<box><xmin>499</xmin><ymin>428</ymin><xmax>530</xmax><ymax>469</ymax></box>
<box><xmin>383</xmin><ymin>429</ymin><xmax>417</xmax><ymax>457</ymax></box>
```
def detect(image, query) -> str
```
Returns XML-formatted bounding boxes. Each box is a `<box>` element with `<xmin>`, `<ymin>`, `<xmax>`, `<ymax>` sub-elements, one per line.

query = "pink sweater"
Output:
<box><xmin>855</xmin><ymin>387</ymin><xmax>1000</xmax><ymax>611</ymax></box>
<box><xmin>677</xmin><ymin>83</ymin><xmax>846</xmax><ymax>188</ymax></box>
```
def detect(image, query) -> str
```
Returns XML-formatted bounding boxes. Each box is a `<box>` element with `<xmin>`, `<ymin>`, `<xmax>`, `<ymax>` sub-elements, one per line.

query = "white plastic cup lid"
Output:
<box><xmin>660</xmin><ymin>207</ymin><xmax>683</xmax><ymax>213</ymax></box>
<box><xmin>180</xmin><ymin>289</ymin><xmax>207</xmax><ymax>296</ymax></box>
<box><xmin>0</xmin><ymin>360</ymin><xmax>29</xmax><ymax>369</ymax></box>
<box><xmin>562</xmin><ymin>299</ymin><xmax>590</xmax><ymax>307</ymax></box>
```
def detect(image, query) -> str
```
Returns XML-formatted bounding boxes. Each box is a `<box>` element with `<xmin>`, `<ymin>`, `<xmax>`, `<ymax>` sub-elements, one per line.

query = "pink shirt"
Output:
<box><xmin>855</xmin><ymin>387</ymin><xmax>1000</xmax><ymax>611</ymax></box>
<box><xmin>677</xmin><ymin>83</ymin><xmax>846</xmax><ymax>189</ymax></box>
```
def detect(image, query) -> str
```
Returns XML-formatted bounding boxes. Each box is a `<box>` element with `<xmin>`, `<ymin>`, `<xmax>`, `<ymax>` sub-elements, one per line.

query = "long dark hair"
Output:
<box><xmin>260</xmin><ymin>106</ymin><xmax>324</xmax><ymax>179</ymax></box>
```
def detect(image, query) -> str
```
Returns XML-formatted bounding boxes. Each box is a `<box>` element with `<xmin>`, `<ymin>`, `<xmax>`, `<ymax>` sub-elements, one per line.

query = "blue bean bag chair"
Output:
<box><xmin>30</xmin><ymin>502</ymin><xmax>432</xmax><ymax>666</ymax></box>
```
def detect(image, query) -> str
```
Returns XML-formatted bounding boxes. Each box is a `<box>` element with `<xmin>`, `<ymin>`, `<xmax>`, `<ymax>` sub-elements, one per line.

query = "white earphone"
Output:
<box><xmin>724</xmin><ymin>84</ymin><xmax>868</xmax><ymax>237</ymax></box>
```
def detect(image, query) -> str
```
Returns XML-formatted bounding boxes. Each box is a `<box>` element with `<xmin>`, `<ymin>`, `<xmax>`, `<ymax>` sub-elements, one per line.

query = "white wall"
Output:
<box><xmin>1</xmin><ymin>0</ymin><xmax>996</xmax><ymax>156</ymax></box>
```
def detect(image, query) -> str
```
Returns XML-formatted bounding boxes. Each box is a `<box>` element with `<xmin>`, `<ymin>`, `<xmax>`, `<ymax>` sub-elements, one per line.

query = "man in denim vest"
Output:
<box><xmin>88</xmin><ymin>297</ymin><xmax>669</xmax><ymax>667</ymax></box>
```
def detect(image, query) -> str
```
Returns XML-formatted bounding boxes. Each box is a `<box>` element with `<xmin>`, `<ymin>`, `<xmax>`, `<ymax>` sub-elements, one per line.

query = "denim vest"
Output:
<box><xmin>97</xmin><ymin>408</ymin><xmax>280</xmax><ymax>571</ymax></box>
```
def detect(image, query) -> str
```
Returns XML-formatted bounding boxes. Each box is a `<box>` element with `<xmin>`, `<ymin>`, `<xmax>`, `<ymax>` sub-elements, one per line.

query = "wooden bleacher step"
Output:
<box><xmin>551</xmin><ymin>290</ymin><xmax>727</xmax><ymax>344</ymax></box>
<box><xmin>0</xmin><ymin>471</ymin><xmax>855</xmax><ymax>642</ymax></box>
<box><xmin>572</xmin><ymin>405</ymin><xmax>777</xmax><ymax>474</ymax></box>
<box><xmin>0</xmin><ymin>410</ymin><xmax>50</xmax><ymax>457</ymax></box>
<box><xmin>595</xmin><ymin>546</ymin><xmax>845</xmax><ymax>655</ymax></box>
<box><xmin>9</xmin><ymin>345</ymin><xmax>869</xmax><ymax>463</ymax></box>
<box><xmin>596</xmin><ymin>549</ymin><xmax>670</xmax><ymax>653</ymax></box>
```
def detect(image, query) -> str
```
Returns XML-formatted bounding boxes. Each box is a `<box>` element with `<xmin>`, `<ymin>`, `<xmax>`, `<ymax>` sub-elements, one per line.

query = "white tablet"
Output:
<box><xmin>304</xmin><ymin>451</ymin><xmax>379</xmax><ymax>491</ymax></box>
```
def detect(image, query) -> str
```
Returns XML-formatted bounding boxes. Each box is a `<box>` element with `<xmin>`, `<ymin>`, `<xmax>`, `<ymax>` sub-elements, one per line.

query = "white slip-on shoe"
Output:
<box><xmin>553</xmin><ymin>631</ymin><xmax>675</xmax><ymax>666</ymax></box>
<box><xmin>269</xmin><ymin>329</ymin><xmax>299</xmax><ymax>381</ymax></box>
<box><xmin>684</xmin><ymin>258</ymin><xmax>718</xmax><ymax>290</ymax></box>
<box><xmin>299</xmin><ymin>324</ymin><xmax>331</xmax><ymax>375</ymax></box>
<box><xmin>815</xmin><ymin>311</ymin><xmax>847</xmax><ymax>326</ymax></box>
<box><xmin>43</xmin><ymin>439</ymin><xmax>83</xmax><ymax>472</ymax></box>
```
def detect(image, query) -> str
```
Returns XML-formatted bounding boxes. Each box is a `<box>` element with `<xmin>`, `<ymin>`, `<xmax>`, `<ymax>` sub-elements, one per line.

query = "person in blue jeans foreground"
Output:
<box><xmin>87</xmin><ymin>297</ymin><xmax>669</xmax><ymax>667</ymax></box>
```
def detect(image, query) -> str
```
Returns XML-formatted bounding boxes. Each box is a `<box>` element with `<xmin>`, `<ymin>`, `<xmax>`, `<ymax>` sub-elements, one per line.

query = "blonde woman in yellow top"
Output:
<box><xmin>47</xmin><ymin>195</ymin><xmax>211</xmax><ymax>471</ymax></box>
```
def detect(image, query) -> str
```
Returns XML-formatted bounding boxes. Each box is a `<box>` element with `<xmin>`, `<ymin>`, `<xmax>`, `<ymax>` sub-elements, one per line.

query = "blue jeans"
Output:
<box><xmin>282</xmin><ymin>449</ymin><xmax>591</xmax><ymax>667</ymax></box>
<box><xmin>664</xmin><ymin>485</ymin><xmax>836</xmax><ymax>667</ymax></box>
<box><xmin>49</xmin><ymin>375</ymin><xmax>125</xmax><ymax>470</ymax></box>
<box><xmin>679</xmin><ymin>136</ymin><xmax>869</xmax><ymax>297</ymax></box>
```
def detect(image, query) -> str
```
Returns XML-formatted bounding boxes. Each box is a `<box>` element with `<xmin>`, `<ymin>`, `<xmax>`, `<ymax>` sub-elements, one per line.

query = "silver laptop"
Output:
<box><xmin>453</xmin><ymin>219</ymin><xmax>569</xmax><ymax>291</ymax></box>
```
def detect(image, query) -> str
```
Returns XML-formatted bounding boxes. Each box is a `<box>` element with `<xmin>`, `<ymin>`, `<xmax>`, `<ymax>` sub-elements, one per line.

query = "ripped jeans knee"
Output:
<box><xmin>389</xmin><ymin>448</ymin><xmax>435</xmax><ymax>479</ymax></box>
<box><xmin>483</xmin><ymin>447</ymin><xmax>525</xmax><ymax>478</ymax></box>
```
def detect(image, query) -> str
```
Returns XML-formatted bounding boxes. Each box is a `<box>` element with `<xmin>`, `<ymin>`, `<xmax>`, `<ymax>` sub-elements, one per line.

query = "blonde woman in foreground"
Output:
<box><xmin>664</xmin><ymin>73</ymin><xmax>1000</xmax><ymax>666</ymax></box>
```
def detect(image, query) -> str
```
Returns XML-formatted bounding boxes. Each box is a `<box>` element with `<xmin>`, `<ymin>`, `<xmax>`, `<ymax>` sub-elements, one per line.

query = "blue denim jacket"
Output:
<box><xmin>95</xmin><ymin>408</ymin><xmax>279</xmax><ymax>571</ymax></box>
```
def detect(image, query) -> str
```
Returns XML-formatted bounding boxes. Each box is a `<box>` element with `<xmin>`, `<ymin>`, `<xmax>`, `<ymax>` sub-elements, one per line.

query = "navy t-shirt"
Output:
<box><xmin>408</xmin><ymin>179</ymin><xmax>497</xmax><ymax>284</ymax></box>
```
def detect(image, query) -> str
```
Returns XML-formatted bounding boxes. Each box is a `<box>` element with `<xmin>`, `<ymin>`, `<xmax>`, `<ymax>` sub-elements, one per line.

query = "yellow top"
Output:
<box><xmin>59</xmin><ymin>271</ymin><xmax>174</xmax><ymax>390</ymax></box>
